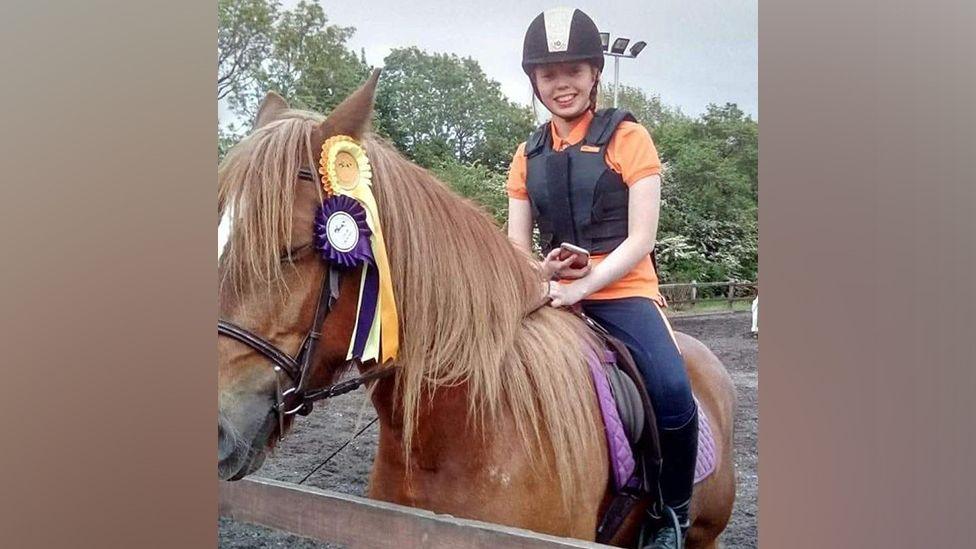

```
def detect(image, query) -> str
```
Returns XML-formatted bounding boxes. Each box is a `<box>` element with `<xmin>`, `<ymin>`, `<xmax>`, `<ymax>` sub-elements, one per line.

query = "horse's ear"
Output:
<box><xmin>253</xmin><ymin>92</ymin><xmax>290</xmax><ymax>130</ymax></box>
<box><xmin>319</xmin><ymin>69</ymin><xmax>381</xmax><ymax>140</ymax></box>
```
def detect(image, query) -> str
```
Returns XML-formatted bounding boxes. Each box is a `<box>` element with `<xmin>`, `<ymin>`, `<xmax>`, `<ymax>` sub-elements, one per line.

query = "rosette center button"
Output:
<box><xmin>326</xmin><ymin>211</ymin><xmax>359</xmax><ymax>252</ymax></box>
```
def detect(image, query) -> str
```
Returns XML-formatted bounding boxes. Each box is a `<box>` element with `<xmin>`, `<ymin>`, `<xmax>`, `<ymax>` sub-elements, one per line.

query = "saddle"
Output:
<box><xmin>572</xmin><ymin>310</ymin><xmax>717</xmax><ymax>545</ymax></box>
<box><xmin>573</xmin><ymin>310</ymin><xmax>663</xmax><ymax>544</ymax></box>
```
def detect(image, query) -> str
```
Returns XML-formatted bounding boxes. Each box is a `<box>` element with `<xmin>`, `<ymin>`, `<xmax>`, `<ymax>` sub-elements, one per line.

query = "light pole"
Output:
<box><xmin>599</xmin><ymin>32</ymin><xmax>647</xmax><ymax>108</ymax></box>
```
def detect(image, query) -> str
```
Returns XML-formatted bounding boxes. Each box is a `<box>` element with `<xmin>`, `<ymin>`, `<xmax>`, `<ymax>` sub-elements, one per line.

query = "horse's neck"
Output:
<box><xmin>366</xmin><ymin>370</ymin><xmax>473</xmax><ymax>470</ymax></box>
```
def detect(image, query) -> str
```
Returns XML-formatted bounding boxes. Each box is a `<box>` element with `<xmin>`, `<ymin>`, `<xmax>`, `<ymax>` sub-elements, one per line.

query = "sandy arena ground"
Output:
<box><xmin>219</xmin><ymin>311</ymin><xmax>758</xmax><ymax>548</ymax></box>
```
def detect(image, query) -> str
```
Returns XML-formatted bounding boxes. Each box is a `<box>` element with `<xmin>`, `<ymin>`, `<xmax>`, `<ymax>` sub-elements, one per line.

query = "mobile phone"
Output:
<box><xmin>558</xmin><ymin>242</ymin><xmax>590</xmax><ymax>269</ymax></box>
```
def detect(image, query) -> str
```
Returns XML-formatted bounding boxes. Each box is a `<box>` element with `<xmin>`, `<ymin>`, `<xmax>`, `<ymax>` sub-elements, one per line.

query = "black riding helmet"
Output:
<box><xmin>522</xmin><ymin>7</ymin><xmax>605</xmax><ymax>76</ymax></box>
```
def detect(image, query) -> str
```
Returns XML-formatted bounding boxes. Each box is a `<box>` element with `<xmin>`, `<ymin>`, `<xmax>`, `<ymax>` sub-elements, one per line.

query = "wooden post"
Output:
<box><xmin>727</xmin><ymin>281</ymin><xmax>735</xmax><ymax>309</ymax></box>
<box><xmin>691</xmin><ymin>280</ymin><xmax>697</xmax><ymax>306</ymax></box>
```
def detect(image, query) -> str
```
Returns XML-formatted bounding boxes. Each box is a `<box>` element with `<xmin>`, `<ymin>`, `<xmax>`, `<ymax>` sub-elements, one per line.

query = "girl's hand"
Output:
<box><xmin>540</xmin><ymin>248</ymin><xmax>569</xmax><ymax>279</ymax></box>
<box><xmin>547</xmin><ymin>280</ymin><xmax>587</xmax><ymax>308</ymax></box>
<box><xmin>541</xmin><ymin>248</ymin><xmax>592</xmax><ymax>280</ymax></box>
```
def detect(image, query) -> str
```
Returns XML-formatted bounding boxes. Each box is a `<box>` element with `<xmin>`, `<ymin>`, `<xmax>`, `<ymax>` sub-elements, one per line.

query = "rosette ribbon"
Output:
<box><xmin>318</xmin><ymin>135</ymin><xmax>399</xmax><ymax>364</ymax></box>
<box><xmin>313</xmin><ymin>195</ymin><xmax>382</xmax><ymax>361</ymax></box>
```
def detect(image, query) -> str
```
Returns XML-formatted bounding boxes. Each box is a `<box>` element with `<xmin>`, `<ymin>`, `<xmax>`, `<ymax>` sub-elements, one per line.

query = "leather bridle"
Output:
<box><xmin>217</xmin><ymin>167</ymin><xmax>395</xmax><ymax>439</ymax></box>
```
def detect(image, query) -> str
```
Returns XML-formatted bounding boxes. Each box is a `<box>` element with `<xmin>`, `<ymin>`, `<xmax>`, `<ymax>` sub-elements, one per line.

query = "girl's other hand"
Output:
<box><xmin>547</xmin><ymin>280</ymin><xmax>587</xmax><ymax>308</ymax></box>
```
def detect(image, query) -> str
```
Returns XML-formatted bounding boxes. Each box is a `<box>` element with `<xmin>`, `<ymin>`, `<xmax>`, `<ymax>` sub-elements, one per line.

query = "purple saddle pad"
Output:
<box><xmin>587</xmin><ymin>351</ymin><xmax>717</xmax><ymax>491</ymax></box>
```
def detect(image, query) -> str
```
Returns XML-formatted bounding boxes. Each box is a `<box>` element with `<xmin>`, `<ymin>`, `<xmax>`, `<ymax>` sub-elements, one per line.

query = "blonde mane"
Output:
<box><xmin>218</xmin><ymin>109</ymin><xmax>325</xmax><ymax>293</ymax></box>
<box><xmin>219</xmin><ymin>109</ymin><xmax>603</xmax><ymax>503</ymax></box>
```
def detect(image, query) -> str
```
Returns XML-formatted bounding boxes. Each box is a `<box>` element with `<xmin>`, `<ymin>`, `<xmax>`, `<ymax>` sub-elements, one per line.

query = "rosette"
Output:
<box><xmin>319</xmin><ymin>135</ymin><xmax>372</xmax><ymax>196</ymax></box>
<box><xmin>316</xmin><ymin>134</ymin><xmax>399</xmax><ymax>364</ymax></box>
<box><xmin>313</xmin><ymin>195</ymin><xmax>374</xmax><ymax>268</ymax></box>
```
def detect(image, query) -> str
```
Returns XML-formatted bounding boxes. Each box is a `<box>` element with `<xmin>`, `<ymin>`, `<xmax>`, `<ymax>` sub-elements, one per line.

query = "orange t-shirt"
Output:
<box><xmin>506</xmin><ymin>110</ymin><xmax>664</xmax><ymax>303</ymax></box>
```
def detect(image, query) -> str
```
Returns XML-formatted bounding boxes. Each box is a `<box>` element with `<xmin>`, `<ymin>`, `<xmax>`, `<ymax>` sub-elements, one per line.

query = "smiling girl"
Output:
<box><xmin>506</xmin><ymin>8</ymin><xmax>698</xmax><ymax>548</ymax></box>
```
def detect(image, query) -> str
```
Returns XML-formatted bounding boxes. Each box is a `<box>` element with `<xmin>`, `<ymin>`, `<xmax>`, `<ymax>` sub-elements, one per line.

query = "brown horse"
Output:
<box><xmin>217</xmin><ymin>71</ymin><xmax>737</xmax><ymax>548</ymax></box>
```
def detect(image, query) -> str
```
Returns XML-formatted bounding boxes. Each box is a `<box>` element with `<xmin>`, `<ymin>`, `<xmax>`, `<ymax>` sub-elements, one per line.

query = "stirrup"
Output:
<box><xmin>639</xmin><ymin>504</ymin><xmax>685</xmax><ymax>549</ymax></box>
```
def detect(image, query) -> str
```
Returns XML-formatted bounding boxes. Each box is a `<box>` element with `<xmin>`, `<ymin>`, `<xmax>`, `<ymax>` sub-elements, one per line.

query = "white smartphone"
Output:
<box><xmin>558</xmin><ymin>242</ymin><xmax>591</xmax><ymax>269</ymax></box>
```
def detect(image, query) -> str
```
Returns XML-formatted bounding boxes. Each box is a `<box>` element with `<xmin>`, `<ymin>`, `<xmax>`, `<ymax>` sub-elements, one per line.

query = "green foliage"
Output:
<box><xmin>375</xmin><ymin>47</ymin><xmax>535</xmax><ymax>171</ymax></box>
<box><xmin>218</xmin><ymin>0</ymin><xmax>370</xmax><ymax>123</ymax></box>
<box><xmin>597</xmin><ymin>83</ymin><xmax>687</xmax><ymax>127</ymax></box>
<box><xmin>218</xmin><ymin>0</ymin><xmax>277</xmax><ymax>101</ymax></box>
<box><xmin>653</xmin><ymin>103</ymin><xmax>758</xmax><ymax>282</ymax></box>
<box><xmin>428</xmin><ymin>158</ymin><xmax>509</xmax><ymax>226</ymax></box>
<box><xmin>593</xmin><ymin>87</ymin><xmax>758</xmax><ymax>282</ymax></box>
<box><xmin>217</xmin><ymin>123</ymin><xmax>243</xmax><ymax>162</ymax></box>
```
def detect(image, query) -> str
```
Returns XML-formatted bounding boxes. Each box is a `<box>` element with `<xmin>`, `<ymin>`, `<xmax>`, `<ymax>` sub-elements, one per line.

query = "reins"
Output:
<box><xmin>298</xmin><ymin>415</ymin><xmax>380</xmax><ymax>485</ymax></box>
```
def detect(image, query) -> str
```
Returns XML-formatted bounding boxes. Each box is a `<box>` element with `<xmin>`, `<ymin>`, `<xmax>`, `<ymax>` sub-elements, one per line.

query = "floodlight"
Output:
<box><xmin>629</xmin><ymin>41</ymin><xmax>647</xmax><ymax>57</ymax></box>
<box><xmin>611</xmin><ymin>37</ymin><xmax>630</xmax><ymax>55</ymax></box>
<box><xmin>599</xmin><ymin>32</ymin><xmax>610</xmax><ymax>52</ymax></box>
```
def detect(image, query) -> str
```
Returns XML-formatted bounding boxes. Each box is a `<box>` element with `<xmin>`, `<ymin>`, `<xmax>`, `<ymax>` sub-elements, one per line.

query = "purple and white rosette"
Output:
<box><xmin>313</xmin><ymin>195</ymin><xmax>378</xmax><ymax>360</ymax></box>
<box><xmin>314</xmin><ymin>195</ymin><xmax>374</xmax><ymax>268</ymax></box>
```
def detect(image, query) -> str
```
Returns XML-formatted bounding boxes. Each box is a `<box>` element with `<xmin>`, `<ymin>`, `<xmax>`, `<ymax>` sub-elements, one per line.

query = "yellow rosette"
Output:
<box><xmin>319</xmin><ymin>135</ymin><xmax>399</xmax><ymax>364</ymax></box>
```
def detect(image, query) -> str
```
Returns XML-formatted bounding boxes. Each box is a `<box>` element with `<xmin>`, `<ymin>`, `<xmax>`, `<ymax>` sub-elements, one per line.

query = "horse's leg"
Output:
<box><xmin>685</xmin><ymin>442</ymin><xmax>736</xmax><ymax>549</ymax></box>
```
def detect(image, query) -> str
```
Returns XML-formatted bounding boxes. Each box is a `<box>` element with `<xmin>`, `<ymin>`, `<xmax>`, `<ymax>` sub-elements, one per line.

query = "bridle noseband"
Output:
<box><xmin>218</xmin><ymin>168</ymin><xmax>395</xmax><ymax>439</ymax></box>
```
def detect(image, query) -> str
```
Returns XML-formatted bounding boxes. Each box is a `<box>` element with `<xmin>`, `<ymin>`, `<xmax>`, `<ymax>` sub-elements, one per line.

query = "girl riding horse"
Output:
<box><xmin>219</xmin><ymin>59</ymin><xmax>735</xmax><ymax>549</ymax></box>
<box><xmin>506</xmin><ymin>8</ymin><xmax>698</xmax><ymax>548</ymax></box>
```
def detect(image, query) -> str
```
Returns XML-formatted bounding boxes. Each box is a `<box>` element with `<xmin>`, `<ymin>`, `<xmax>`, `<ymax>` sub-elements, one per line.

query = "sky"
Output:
<box><xmin>218</xmin><ymin>0</ymin><xmax>757</xmax><ymax>126</ymax></box>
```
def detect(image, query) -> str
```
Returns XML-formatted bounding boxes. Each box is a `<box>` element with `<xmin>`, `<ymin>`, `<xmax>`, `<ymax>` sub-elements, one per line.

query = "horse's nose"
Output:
<box><xmin>218</xmin><ymin>419</ymin><xmax>235</xmax><ymax>462</ymax></box>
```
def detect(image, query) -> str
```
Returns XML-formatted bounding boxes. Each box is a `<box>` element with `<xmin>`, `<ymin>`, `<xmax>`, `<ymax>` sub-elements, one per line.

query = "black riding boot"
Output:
<box><xmin>642</xmin><ymin>406</ymin><xmax>699</xmax><ymax>549</ymax></box>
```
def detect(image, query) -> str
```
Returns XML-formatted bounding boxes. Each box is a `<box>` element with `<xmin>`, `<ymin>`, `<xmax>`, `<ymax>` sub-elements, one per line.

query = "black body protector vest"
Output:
<box><xmin>525</xmin><ymin>108</ymin><xmax>636</xmax><ymax>256</ymax></box>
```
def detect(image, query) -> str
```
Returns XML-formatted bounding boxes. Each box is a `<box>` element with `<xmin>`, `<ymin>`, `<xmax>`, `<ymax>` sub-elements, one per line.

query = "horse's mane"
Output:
<box><xmin>218</xmin><ymin>109</ymin><xmax>603</xmax><ymax>503</ymax></box>
<box><xmin>218</xmin><ymin>109</ymin><xmax>325</xmax><ymax>293</ymax></box>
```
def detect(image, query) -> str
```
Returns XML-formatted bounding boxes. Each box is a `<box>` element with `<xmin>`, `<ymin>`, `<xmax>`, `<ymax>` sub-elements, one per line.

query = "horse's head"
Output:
<box><xmin>217</xmin><ymin>71</ymin><xmax>381</xmax><ymax>481</ymax></box>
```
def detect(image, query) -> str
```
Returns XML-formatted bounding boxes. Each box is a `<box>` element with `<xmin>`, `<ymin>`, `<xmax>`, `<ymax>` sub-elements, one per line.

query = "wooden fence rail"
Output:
<box><xmin>659</xmin><ymin>281</ymin><xmax>757</xmax><ymax>310</ymax></box>
<box><xmin>220</xmin><ymin>477</ymin><xmax>614</xmax><ymax>548</ymax></box>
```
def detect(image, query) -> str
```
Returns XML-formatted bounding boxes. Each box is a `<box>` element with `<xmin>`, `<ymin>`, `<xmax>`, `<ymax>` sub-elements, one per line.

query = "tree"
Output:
<box><xmin>218</xmin><ymin>0</ymin><xmax>371</xmax><ymax>160</ymax></box>
<box><xmin>700</xmin><ymin>103</ymin><xmax>758</xmax><ymax>202</ymax></box>
<box><xmin>218</xmin><ymin>123</ymin><xmax>242</xmax><ymax>161</ymax></box>
<box><xmin>429</xmin><ymin>159</ymin><xmax>509</xmax><ymax>226</ymax></box>
<box><xmin>375</xmin><ymin>47</ymin><xmax>534</xmax><ymax>171</ymax></box>
<box><xmin>217</xmin><ymin>0</ymin><xmax>277</xmax><ymax>101</ymax></box>
<box><xmin>219</xmin><ymin>0</ymin><xmax>369</xmax><ymax>124</ymax></box>
<box><xmin>597</xmin><ymin>83</ymin><xmax>687</xmax><ymax>128</ymax></box>
<box><xmin>590</xmin><ymin>81</ymin><xmax>758</xmax><ymax>282</ymax></box>
<box><xmin>652</xmin><ymin>103</ymin><xmax>759</xmax><ymax>282</ymax></box>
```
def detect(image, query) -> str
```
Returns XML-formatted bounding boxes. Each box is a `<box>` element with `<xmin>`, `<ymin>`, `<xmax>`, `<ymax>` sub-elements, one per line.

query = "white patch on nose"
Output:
<box><xmin>543</xmin><ymin>7</ymin><xmax>574</xmax><ymax>53</ymax></box>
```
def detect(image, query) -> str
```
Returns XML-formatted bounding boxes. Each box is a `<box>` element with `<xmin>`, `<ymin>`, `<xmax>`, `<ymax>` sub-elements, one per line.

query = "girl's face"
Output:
<box><xmin>533</xmin><ymin>61</ymin><xmax>598</xmax><ymax>119</ymax></box>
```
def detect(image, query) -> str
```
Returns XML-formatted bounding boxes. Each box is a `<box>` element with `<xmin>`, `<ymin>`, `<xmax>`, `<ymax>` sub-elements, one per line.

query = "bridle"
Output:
<box><xmin>217</xmin><ymin>167</ymin><xmax>396</xmax><ymax>440</ymax></box>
